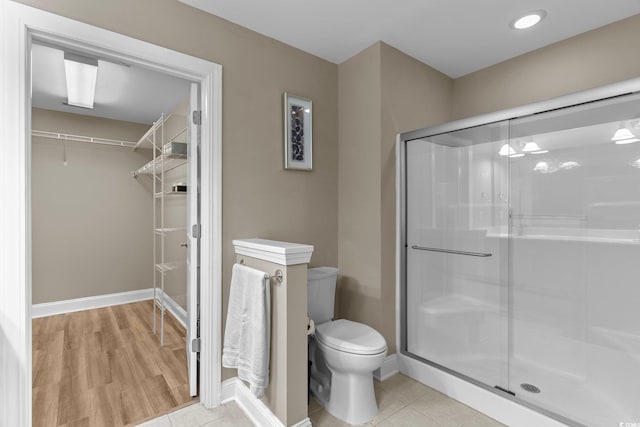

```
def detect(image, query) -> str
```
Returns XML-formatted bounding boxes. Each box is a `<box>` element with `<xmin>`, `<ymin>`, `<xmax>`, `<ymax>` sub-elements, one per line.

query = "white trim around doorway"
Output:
<box><xmin>0</xmin><ymin>2</ymin><xmax>223</xmax><ymax>425</ymax></box>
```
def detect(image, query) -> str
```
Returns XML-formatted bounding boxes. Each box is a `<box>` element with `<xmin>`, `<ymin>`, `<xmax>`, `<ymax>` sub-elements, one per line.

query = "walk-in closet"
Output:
<box><xmin>30</xmin><ymin>40</ymin><xmax>200</xmax><ymax>427</ymax></box>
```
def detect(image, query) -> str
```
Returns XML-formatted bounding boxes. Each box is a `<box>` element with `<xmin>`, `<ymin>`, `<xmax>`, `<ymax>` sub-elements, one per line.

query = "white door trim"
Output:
<box><xmin>0</xmin><ymin>2</ymin><xmax>223</xmax><ymax>425</ymax></box>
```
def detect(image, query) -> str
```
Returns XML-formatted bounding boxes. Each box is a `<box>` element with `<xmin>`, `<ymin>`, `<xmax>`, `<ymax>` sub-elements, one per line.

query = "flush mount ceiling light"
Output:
<box><xmin>522</xmin><ymin>141</ymin><xmax>541</xmax><ymax>152</ymax></box>
<box><xmin>533</xmin><ymin>161</ymin><xmax>549</xmax><ymax>173</ymax></box>
<box><xmin>64</xmin><ymin>52</ymin><xmax>98</xmax><ymax>109</ymax></box>
<box><xmin>611</xmin><ymin>122</ymin><xmax>640</xmax><ymax>144</ymax></box>
<box><xmin>611</xmin><ymin>127</ymin><xmax>635</xmax><ymax>141</ymax></box>
<box><xmin>533</xmin><ymin>161</ymin><xmax>557</xmax><ymax>174</ymax></box>
<box><xmin>511</xmin><ymin>10</ymin><xmax>547</xmax><ymax>30</ymax></box>
<box><xmin>559</xmin><ymin>161</ymin><xmax>580</xmax><ymax>170</ymax></box>
<box><xmin>499</xmin><ymin>143</ymin><xmax>516</xmax><ymax>156</ymax></box>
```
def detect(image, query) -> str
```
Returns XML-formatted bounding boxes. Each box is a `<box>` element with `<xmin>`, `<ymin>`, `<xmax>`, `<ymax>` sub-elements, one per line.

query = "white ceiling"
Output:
<box><xmin>31</xmin><ymin>43</ymin><xmax>191</xmax><ymax>125</ymax></box>
<box><xmin>179</xmin><ymin>0</ymin><xmax>640</xmax><ymax>78</ymax></box>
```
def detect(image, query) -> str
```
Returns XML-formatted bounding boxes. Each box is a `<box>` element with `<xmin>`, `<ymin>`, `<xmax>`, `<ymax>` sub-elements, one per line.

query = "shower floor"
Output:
<box><xmin>32</xmin><ymin>300</ymin><xmax>195</xmax><ymax>426</ymax></box>
<box><xmin>447</xmin><ymin>356</ymin><xmax>634</xmax><ymax>426</ymax></box>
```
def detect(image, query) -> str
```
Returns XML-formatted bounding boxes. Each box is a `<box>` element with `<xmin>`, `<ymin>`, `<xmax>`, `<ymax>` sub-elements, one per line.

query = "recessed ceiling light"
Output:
<box><xmin>511</xmin><ymin>10</ymin><xmax>546</xmax><ymax>30</ymax></box>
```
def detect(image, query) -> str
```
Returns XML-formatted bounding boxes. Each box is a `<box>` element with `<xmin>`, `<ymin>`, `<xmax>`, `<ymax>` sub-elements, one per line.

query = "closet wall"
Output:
<box><xmin>32</xmin><ymin>108</ymin><xmax>152</xmax><ymax>304</ymax></box>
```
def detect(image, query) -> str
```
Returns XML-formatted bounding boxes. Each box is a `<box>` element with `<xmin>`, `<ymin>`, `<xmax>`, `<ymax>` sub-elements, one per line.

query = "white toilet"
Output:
<box><xmin>307</xmin><ymin>267</ymin><xmax>387</xmax><ymax>425</ymax></box>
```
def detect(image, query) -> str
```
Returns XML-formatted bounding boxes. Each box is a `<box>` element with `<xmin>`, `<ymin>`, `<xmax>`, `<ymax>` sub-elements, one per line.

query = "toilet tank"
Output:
<box><xmin>307</xmin><ymin>267</ymin><xmax>339</xmax><ymax>324</ymax></box>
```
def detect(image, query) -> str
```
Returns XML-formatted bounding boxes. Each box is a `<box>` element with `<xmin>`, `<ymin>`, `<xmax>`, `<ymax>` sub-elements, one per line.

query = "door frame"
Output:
<box><xmin>0</xmin><ymin>2</ymin><xmax>223</xmax><ymax>425</ymax></box>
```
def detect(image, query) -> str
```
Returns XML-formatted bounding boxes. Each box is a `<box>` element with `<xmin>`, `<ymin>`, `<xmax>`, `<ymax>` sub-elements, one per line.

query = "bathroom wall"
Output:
<box><xmin>337</xmin><ymin>43</ymin><xmax>383</xmax><ymax>331</ymax></box>
<box><xmin>16</xmin><ymin>0</ymin><xmax>339</xmax><ymax>382</ymax></box>
<box><xmin>31</xmin><ymin>108</ymin><xmax>152</xmax><ymax>304</ymax></box>
<box><xmin>452</xmin><ymin>13</ymin><xmax>640</xmax><ymax>119</ymax></box>
<box><xmin>338</xmin><ymin>42</ymin><xmax>453</xmax><ymax>353</ymax></box>
<box><xmin>379</xmin><ymin>43</ymin><xmax>453</xmax><ymax>353</ymax></box>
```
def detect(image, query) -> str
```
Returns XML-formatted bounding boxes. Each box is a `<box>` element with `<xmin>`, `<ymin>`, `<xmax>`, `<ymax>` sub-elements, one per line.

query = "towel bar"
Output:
<box><xmin>238</xmin><ymin>259</ymin><xmax>284</xmax><ymax>283</ymax></box>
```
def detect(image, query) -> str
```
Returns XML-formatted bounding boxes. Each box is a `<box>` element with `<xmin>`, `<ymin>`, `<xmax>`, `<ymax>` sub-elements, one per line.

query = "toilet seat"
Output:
<box><xmin>315</xmin><ymin>319</ymin><xmax>387</xmax><ymax>355</ymax></box>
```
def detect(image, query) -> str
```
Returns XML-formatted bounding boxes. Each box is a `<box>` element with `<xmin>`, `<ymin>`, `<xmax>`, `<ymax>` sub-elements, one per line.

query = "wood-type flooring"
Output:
<box><xmin>32</xmin><ymin>300</ymin><xmax>195</xmax><ymax>427</ymax></box>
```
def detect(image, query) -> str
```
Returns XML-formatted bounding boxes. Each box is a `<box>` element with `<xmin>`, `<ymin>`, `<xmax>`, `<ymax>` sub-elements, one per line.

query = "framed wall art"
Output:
<box><xmin>283</xmin><ymin>93</ymin><xmax>312</xmax><ymax>170</ymax></box>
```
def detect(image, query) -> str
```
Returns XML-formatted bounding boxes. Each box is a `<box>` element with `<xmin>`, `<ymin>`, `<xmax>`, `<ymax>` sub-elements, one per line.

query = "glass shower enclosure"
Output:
<box><xmin>400</xmin><ymin>85</ymin><xmax>640</xmax><ymax>426</ymax></box>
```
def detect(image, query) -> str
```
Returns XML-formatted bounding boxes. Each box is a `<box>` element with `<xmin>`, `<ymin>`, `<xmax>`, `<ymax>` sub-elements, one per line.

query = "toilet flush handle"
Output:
<box><xmin>307</xmin><ymin>317</ymin><xmax>315</xmax><ymax>336</ymax></box>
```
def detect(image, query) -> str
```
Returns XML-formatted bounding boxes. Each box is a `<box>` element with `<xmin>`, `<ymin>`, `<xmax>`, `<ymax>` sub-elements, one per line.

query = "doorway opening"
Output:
<box><xmin>30</xmin><ymin>38</ymin><xmax>200</xmax><ymax>426</ymax></box>
<box><xmin>0</xmin><ymin>3</ymin><xmax>222</xmax><ymax>425</ymax></box>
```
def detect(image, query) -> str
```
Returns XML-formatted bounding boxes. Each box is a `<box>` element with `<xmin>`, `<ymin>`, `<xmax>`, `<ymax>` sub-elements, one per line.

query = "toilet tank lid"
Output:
<box><xmin>308</xmin><ymin>267</ymin><xmax>338</xmax><ymax>281</ymax></box>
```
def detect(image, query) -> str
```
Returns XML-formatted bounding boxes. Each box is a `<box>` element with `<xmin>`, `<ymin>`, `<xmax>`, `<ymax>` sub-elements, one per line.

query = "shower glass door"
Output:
<box><xmin>508</xmin><ymin>93</ymin><xmax>640</xmax><ymax>426</ymax></box>
<box><xmin>405</xmin><ymin>121</ymin><xmax>510</xmax><ymax>390</ymax></box>
<box><xmin>403</xmin><ymin>88</ymin><xmax>640</xmax><ymax>426</ymax></box>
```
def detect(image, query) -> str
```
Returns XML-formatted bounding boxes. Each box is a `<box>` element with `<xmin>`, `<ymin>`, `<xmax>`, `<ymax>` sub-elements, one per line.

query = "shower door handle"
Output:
<box><xmin>411</xmin><ymin>245</ymin><xmax>492</xmax><ymax>257</ymax></box>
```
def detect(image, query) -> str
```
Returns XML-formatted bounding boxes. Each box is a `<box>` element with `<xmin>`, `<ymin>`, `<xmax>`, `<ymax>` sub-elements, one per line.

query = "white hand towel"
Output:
<box><xmin>222</xmin><ymin>263</ymin><xmax>271</xmax><ymax>398</ymax></box>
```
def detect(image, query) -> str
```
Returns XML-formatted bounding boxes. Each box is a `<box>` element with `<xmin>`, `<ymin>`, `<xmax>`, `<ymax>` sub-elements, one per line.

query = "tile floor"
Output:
<box><xmin>137</xmin><ymin>373</ymin><xmax>504</xmax><ymax>426</ymax></box>
<box><xmin>136</xmin><ymin>401</ymin><xmax>253</xmax><ymax>427</ymax></box>
<box><xmin>308</xmin><ymin>374</ymin><xmax>505</xmax><ymax>427</ymax></box>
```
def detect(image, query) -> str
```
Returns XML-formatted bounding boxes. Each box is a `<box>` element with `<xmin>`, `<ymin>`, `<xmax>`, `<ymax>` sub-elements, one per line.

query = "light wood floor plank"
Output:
<box><xmin>57</xmin><ymin>346</ymin><xmax>89</xmax><ymax>426</ymax></box>
<box><xmin>33</xmin><ymin>300</ymin><xmax>195</xmax><ymax>427</ymax></box>
<box><xmin>32</xmin><ymin>383</ymin><xmax>59</xmax><ymax>427</ymax></box>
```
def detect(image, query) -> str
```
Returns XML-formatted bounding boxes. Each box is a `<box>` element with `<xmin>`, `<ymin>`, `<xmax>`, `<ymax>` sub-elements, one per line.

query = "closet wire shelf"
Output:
<box><xmin>134</xmin><ymin>112</ymin><xmax>190</xmax><ymax>347</ymax></box>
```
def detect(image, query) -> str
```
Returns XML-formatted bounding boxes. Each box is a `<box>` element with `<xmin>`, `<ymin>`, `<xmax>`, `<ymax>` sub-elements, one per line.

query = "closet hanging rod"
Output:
<box><xmin>32</xmin><ymin>130</ymin><xmax>137</xmax><ymax>148</ymax></box>
<box><xmin>133</xmin><ymin>113</ymin><xmax>173</xmax><ymax>151</ymax></box>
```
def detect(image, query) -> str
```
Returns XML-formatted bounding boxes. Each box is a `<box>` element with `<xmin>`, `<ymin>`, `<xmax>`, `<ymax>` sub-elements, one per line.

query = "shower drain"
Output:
<box><xmin>520</xmin><ymin>383</ymin><xmax>541</xmax><ymax>393</ymax></box>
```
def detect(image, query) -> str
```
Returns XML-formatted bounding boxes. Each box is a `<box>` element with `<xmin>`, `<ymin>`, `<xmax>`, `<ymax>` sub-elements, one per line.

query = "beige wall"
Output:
<box><xmin>379</xmin><ymin>43</ymin><xmax>453</xmax><ymax>353</ymax></box>
<box><xmin>337</xmin><ymin>42</ymin><xmax>452</xmax><ymax>353</ymax></box>
<box><xmin>32</xmin><ymin>108</ymin><xmax>151</xmax><ymax>304</ymax></box>
<box><xmin>337</xmin><ymin>43</ymin><xmax>382</xmax><ymax>331</ymax></box>
<box><xmin>17</xmin><ymin>0</ymin><xmax>339</xmax><ymax>383</ymax></box>
<box><xmin>452</xmin><ymin>13</ymin><xmax>640</xmax><ymax>119</ymax></box>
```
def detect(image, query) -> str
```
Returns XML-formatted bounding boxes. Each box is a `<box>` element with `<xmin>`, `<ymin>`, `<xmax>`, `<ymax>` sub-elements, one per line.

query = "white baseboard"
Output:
<box><xmin>32</xmin><ymin>288</ymin><xmax>154</xmax><ymax>318</ymax></box>
<box><xmin>156</xmin><ymin>290</ymin><xmax>187</xmax><ymax>328</ymax></box>
<box><xmin>221</xmin><ymin>377</ymin><xmax>311</xmax><ymax>427</ymax></box>
<box><xmin>31</xmin><ymin>288</ymin><xmax>187</xmax><ymax>328</ymax></box>
<box><xmin>374</xmin><ymin>353</ymin><xmax>400</xmax><ymax>382</ymax></box>
<box><xmin>398</xmin><ymin>354</ymin><xmax>568</xmax><ymax>427</ymax></box>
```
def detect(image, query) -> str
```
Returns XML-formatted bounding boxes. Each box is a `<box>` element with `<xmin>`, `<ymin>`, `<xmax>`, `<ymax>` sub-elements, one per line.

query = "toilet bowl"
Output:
<box><xmin>307</xmin><ymin>268</ymin><xmax>387</xmax><ymax>425</ymax></box>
